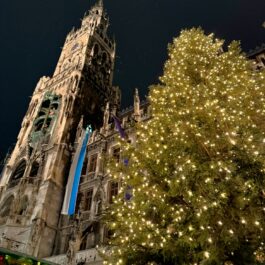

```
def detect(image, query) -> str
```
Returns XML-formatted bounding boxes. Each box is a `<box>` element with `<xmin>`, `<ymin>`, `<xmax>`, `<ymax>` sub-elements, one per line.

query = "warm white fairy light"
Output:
<box><xmin>104</xmin><ymin>28</ymin><xmax>265</xmax><ymax>265</ymax></box>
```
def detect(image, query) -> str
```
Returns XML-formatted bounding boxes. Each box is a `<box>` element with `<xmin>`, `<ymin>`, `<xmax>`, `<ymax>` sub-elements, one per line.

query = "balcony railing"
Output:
<box><xmin>7</xmin><ymin>177</ymin><xmax>41</xmax><ymax>190</ymax></box>
<box><xmin>44</xmin><ymin>248</ymin><xmax>103</xmax><ymax>265</ymax></box>
<box><xmin>80</xmin><ymin>173</ymin><xmax>96</xmax><ymax>183</ymax></box>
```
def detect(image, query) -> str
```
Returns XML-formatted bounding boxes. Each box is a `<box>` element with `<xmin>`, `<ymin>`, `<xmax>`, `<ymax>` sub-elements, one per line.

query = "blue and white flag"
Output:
<box><xmin>62</xmin><ymin>126</ymin><xmax>92</xmax><ymax>215</ymax></box>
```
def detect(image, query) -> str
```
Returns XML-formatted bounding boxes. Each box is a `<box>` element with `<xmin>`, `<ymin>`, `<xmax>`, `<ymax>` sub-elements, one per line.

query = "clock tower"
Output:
<box><xmin>0</xmin><ymin>0</ymin><xmax>120</xmax><ymax>258</ymax></box>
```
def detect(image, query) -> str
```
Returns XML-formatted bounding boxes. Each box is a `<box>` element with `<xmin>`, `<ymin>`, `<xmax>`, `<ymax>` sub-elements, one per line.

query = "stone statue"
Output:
<box><xmin>103</xmin><ymin>102</ymin><xmax>110</xmax><ymax>133</ymax></box>
<box><xmin>75</xmin><ymin>116</ymin><xmax>84</xmax><ymax>142</ymax></box>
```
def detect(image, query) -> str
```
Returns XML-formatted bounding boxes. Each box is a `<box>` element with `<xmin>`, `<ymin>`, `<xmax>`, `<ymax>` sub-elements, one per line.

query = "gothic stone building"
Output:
<box><xmin>0</xmin><ymin>1</ymin><xmax>264</xmax><ymax>265</ymax></box>
<box><xmin>0</xmin><ymin>1</ymin><xmax>121</xmax><ymax>264</ymax></box>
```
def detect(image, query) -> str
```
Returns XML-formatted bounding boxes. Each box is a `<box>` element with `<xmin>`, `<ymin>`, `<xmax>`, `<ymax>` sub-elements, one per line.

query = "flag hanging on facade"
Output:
<box><xmin>112</xmin><ymin>115</ymin><xmax>127</xmax><ymax>139</ymax></box>
<box><xmin>61</xmin><ymin>125</ymin><xmax>92</xmax><ymax>215</ymax></box>
<box><xmin>112</xmin><ymin>114</ymin><xmax>130</xmax><ymax>169</ymax></box>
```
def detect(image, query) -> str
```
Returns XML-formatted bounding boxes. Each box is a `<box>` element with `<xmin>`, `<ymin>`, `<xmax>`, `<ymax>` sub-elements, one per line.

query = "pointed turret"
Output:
<box><xmin>134</xmin><ymin>88</ymin><xmax>141</xmax><ymax>122</ymax></box>
<box><xmin>92</xmin><ymin>0</ymin><xmax>103</xmax><ymax>10</ymax></box>
<box><xmin>96</xmin><ymin>0</ymin><xmax>103</xmax><ymax>7</ymax></box>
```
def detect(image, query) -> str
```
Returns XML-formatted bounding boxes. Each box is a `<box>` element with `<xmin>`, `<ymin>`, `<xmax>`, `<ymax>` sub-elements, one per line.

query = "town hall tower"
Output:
<box><xmin>0</xmin><ymin>0</ymin><xmax>119</xmax><ymax>258</ymax></box>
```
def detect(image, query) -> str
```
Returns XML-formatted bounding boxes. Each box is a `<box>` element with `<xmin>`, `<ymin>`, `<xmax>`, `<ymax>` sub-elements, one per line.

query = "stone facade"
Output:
<box><xmin>44</xmin><ymin>96</ymin><xmax>150</xmax><ymax>265</ymax></box>
<box><xmin>0</xmin><ymin>1</ymin><xmax>264</xmax><ymax>264</ymax></box>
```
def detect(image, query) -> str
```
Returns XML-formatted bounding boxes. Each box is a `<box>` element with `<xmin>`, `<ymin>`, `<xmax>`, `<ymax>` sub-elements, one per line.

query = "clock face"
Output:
<box><xmin>71</xmin><ymin>43</ymin><xmax>79</xmax><ymax>51</ymax></box>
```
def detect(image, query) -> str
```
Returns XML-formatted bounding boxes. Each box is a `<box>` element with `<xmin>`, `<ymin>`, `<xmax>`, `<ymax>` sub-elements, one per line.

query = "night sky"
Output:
<box><xmin>0</xmin><ymin>0</ymin><xmax>264</xmax><ymax>162</ymax></box>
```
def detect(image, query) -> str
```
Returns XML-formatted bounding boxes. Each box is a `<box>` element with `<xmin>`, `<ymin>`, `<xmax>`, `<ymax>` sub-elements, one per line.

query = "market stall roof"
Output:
<box><xmin>0</xmin><ymin>248</ymin><xmax>58</xmax><ymax>265</ymax></box>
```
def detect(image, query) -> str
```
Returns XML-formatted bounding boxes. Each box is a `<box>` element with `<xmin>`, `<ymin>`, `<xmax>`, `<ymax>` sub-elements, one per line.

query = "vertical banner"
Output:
<box><xmin>62</xmin><ymin>126</ymin><xmax>92</xmax><ymax>215</ymax></box>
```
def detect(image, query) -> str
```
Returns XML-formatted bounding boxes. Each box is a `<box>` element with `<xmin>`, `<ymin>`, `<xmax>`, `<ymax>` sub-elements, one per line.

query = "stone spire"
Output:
<box><xmin>94</xmin><ymin>0</ymin><xmax>103</xmax><ymax>8</ymax></box>
<box><xmin>134</xmin><ymin>88</ymin><xmax>140</xmax><ymax>122</ymax></box>
<box><xmin>95</xmin><ymin>0</ymin><xmax>103</xmax><ymax>7</ymax></box>
<box><xmin>102</xmin><ymin>102</ymin><xmax>110</xmax><ymax>134</ymax></box>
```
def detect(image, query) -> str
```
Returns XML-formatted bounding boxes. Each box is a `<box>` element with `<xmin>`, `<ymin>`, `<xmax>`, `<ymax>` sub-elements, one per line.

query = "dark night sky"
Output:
<box><xmin>0</xmin><ymin>0</ymin><xmax>264</xmax><ymax>162</ymax></box>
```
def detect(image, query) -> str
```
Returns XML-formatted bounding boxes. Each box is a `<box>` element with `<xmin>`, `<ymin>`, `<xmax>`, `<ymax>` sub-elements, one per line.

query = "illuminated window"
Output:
<box><xmin>109</xmin><ymin>182</ymin><xmax>119</xmax><ymax>204</ymax></box>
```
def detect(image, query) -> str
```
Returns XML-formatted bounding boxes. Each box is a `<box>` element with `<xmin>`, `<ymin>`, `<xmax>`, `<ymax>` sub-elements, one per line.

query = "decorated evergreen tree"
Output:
<box><xmin>103</xmin><ymin>28</ymin><xmax>265</xmax><ymax>265</ymax></box>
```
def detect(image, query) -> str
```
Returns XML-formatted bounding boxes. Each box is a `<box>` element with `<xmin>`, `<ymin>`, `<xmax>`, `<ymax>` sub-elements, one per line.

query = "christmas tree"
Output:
<box><xmin>103</xmin><ymin>28</ymin><xmax>265</xmax><ymax>265</ymax></box>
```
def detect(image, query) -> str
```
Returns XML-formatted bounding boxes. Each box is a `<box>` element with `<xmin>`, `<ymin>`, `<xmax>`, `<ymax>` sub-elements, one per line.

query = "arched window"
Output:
<box><xmin>0</xmin><ymin>195</ymin><xmax>14</xmax><ymax>217</ymax></box>
<box><xmin>8</xmin><ymin>160</ymin><xmax>26</xmax><ymax>188</ymax></box>
<box><xmin>29</xmin><ymin>161</ymin><xmax>39</xmax><ymax>178</ymax></box>
<box><xmin>38</xmin><ymin>110</ymin><xmax>46</xmax><ymax>117</ymax></box>
<box><xmin>35</xmin><ymin>118</ymin><xmax>45</xmax><ymax>131</ymax></box>
<box><xmin>41</xmin><ymin>99</ymin><xmax>50</xmax><ymax>109</ymax></box>
<box><xmin>50</xmin><ymin>102</ymin><xmax>59</xmax><ymax>111</ymax></box>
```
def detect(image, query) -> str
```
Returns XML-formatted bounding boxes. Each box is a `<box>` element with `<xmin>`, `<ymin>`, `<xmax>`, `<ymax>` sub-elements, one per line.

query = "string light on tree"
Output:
<box><xmin>103</xmin><ymin>28</ymin><xmax>265</xmax><ymax>265</ymax></box>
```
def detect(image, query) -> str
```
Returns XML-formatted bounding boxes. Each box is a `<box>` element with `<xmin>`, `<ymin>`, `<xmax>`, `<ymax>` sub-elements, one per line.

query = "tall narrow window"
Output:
<box><xmin>83</xmin><ymin>189</ymin><xmax>93</xmax><ymax>211</ymax></box>
<box><xmin>29</xmin><ymin>162</ymin><xmax>39</xmax><ymax>178</ymax></box>
<box><xmin>75</xmin><ymin>193</ymin><xmax>83</xmax><ymax>214</ymax></box>
<box><xmin>88</xmin><ymin>154</ymin><xmax>97</xmax><ymax>172</ymax></box>
<box><xmin>8</xmin><ymin>160</ymin><xmax>26</xmax><ymax>188</ymax></box>
<box><xmin>109</xmin><ymin>182</ymin><xmax>119</xmax><ymax>204</ymax></box>
<box><xmin>81</xmin><ymin>157</ymin><xmax>88</xmax><ymax>175</ymax></box>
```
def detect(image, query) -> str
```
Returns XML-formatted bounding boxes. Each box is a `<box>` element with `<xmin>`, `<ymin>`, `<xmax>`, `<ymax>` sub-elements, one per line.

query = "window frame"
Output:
<box><xmin>83</xmin><ymin>189</ymin><xmax>93</xmax><ymax>212</ymax></box>
<box><xmin>108</xmin><ymin>181</ymin><xmax>119</xmax><ymax>204</ymax></box>
<box><xmin>88</xmin><ymin>153</ymin><xmax>98</xmax><ymax>173</ymax></box>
